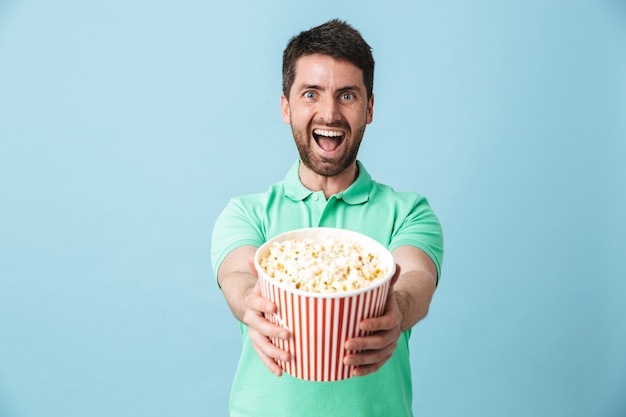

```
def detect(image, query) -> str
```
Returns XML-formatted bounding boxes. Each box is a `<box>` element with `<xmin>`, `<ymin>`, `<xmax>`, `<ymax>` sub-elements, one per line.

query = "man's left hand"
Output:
<box><xmin>342</xmin><ymin>266</ymin><xmax>403</xmax><ymax>377</ymax></box>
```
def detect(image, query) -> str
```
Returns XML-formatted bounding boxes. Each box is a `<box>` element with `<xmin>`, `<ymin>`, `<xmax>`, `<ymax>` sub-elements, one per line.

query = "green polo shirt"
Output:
<box><xmin>211</xmin><ymin>160</ymin><xmax>443</xmax><ymax>417</ymax></box>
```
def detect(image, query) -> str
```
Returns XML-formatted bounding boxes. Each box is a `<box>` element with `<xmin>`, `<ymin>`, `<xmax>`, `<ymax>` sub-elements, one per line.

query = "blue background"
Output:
<box><xmin>1</xmin><ymin>1</ymin><xmax>625</xmax><ymax>416</ymax></box>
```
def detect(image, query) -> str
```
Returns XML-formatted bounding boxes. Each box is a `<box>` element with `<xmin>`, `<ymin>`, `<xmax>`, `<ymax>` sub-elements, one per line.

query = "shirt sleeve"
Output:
<box><xmin>388</xmin><ymin>196</ymin><xmax>444</xmax><ymax>283</ymax></box>
<box><xmin>210</xmin><ymin>197</ymin><xmax>265</xmax><ymax>283</ymax></box>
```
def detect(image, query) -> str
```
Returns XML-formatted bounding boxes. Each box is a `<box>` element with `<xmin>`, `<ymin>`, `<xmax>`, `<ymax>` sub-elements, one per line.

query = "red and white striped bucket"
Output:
<box><xmin>254</xmin><ymin>227</ymin><xmax>395</xmax><ymax>381</ymax></box>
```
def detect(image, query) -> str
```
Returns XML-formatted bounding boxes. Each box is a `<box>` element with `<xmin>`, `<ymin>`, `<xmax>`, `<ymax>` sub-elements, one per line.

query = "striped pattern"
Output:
<box><xmin>259</xmin><ymin>277</ymin><xmax>391</xmax><ymax>381</ymax></box>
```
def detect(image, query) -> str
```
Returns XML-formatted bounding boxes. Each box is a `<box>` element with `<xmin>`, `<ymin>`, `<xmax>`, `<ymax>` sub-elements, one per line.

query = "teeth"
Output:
<box><xmin>314</xmin><ymin>129</ymin><xmax>343</xmax><ymax>138</ymax></box>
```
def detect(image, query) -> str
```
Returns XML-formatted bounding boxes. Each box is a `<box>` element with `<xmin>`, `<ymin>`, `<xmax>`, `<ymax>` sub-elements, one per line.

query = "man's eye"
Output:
<box><xmin>304</xmin><ymin>91</ymin><xmax>316</xmax><ymax>99</ymax></box>
<box><xmin>341</xmin><ymin>93</ymin><xmax>355</xmax><ymax>100</ymax></box>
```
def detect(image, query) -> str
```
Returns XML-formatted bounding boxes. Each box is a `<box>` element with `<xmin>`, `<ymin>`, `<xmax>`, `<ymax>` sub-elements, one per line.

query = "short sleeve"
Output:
<box><xmin>210</xmin><ymin>198</ymin><xmax>265</xmax><ymax>281</ymax></box>
<box><xmin>388</xmin><ymin>196</ymin><xmax>444</xmax><ymax>282</ymax></box>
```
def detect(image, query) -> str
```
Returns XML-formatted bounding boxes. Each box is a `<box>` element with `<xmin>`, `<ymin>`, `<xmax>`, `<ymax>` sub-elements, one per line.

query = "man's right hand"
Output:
<box><xmin>241</xmin><ymin>280</ymin><xmax>291</xmax><ymax>376</ymax></box>
<box><xmin>217</xmin><ymin>246</ymin><xmax>291</xmax><ymax>376</ymax></box>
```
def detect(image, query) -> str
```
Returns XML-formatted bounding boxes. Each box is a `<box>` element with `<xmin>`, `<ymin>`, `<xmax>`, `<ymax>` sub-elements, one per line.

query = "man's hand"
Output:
<box><xmin>343</xmin><ymin>265</ymin><xmax>403</xmax><ymax>377</ymax></box>
<box><xmin>241</xmin><ymin>281</ymin><xmax>292</xmax><ymax>376</ymax></box>
<box><xmin>218</xmin><ymin>246</ymin><xmax>291</xmax><ymax>376</ymax></box>
<box><xmin>342</xmin><ymin>244</ymin><xmax>438</xmax><ymax>377</ymax></box>
<box><xmin>219</xmin><ymin>244</ymin><xmax>436</xmax><ymax>378</ymax></box>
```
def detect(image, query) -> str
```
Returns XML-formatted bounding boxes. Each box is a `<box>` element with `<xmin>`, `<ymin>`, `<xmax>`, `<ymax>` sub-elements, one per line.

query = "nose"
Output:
<box><xmin>318</xmin><ymin>95</ymin><xmax>341</xmax><ymax>124</ymax></box>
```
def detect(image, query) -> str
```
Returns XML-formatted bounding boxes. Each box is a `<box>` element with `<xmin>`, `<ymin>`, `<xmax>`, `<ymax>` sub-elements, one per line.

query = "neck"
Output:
<box><xmin>299</xmin><ymin>161</ymin><xmax>359</xmax><ymax>200</ymax></box>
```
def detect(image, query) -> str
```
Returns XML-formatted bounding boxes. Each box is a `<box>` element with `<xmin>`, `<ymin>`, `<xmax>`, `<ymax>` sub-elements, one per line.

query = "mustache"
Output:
<box><xmin>311</xmin><ymin>120</ymin><xmax>349</xmax><ymax>130</ymax></box>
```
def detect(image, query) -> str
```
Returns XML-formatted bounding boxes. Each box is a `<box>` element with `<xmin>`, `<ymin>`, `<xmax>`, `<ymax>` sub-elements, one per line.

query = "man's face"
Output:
<box><xmin>281</xmin><ymin>54</ymin><xmax>374</xmax><ymax>177</ymax></box>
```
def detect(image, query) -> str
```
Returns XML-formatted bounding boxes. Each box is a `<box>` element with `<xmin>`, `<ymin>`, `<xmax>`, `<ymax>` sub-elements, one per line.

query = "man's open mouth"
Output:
<box><xmin>313</xmin><ymin>129</ymin><xmax>345</xmax><ymax>152</ymax></box>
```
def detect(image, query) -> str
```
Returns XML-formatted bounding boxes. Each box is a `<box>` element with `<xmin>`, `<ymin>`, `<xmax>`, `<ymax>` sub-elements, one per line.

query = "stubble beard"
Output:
<box><xmin>292</xmin><ymin>124</ymin><xmax>366</xmax><ymax>177</ymax></box>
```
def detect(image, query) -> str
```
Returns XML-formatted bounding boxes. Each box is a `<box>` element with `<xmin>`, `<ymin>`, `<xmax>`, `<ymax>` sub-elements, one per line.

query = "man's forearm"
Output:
<box><xmin>393</xmin><ymin>270</ymin><xmax>436</xmax><ymax>332</ymax></box>
<box><xmin>390</xmin><ymin>245</ymin><xmax>438</xmax><ymax>331</ymax></box>
<box><xmin>220</xmin><ymin>271</ymin><xmax>258</xmax><ymax>322</ymax></box>
<box><xmin>217</xmin><ymin>245</ymin><xmax>261</xmax><ymax>322</ymax></box>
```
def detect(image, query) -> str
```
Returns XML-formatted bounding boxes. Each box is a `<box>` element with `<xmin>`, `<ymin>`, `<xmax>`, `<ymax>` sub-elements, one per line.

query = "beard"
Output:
<box><xmin>291</xmin><ymin>123</ymin><xmax>366</xmax><ymax>177</ymax></box>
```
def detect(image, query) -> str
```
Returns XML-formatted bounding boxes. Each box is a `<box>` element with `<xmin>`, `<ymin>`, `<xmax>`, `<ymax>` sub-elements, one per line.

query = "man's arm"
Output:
<box><xmin>343</xmin><ymin>245</ymin><xmax>437</xmax><ymax>376</ymax></box>
<box><xmin>217</xmin><ymin>245</ymin><xmax>291</xmax><ymax>376</ymax></box>
<box><xmin>390</xmin><ymin>245</ymin><xmax>438</xmax><ymax>331</ymax></box>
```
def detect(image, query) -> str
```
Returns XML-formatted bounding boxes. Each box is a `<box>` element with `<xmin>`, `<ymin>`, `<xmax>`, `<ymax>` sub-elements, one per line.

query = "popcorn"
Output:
<box><xmin>258</xmin><ymin>237</ymin><xmax>388</xmax><ymax>293</ymax></box>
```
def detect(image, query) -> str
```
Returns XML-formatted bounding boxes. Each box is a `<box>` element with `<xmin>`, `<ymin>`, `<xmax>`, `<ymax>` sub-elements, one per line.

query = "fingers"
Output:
<box><xmin>343</xmin><ymin>328</ymin><xmax>400</xmax><ymax>377</ymax></box>
<box><xmin>342</xmin><ymin>290</ymin><xmax>403</xmax><ymax>377</ymax></box>
<box><xmin>242</xmin><ymin>280</ymin><xmax>291</xmax><ymax>376</ymax></box>
<box><xmin>344</xmin><ymin>325</ymin><xmax>401</xmax><ymax>355</ymax></box>
<box><xmin>350</xmin><ymin>351</ymin><xmax>395</xmax><ymax>377</ymax></box>
<box><xmin>244</xmin><ymin>285</ymin><xmax>275</xmax><ymax>317</ymax></box>
<box><xmin>357</xmin><ymin>290</ymin><xmax>402</xmax><ymax>333</ymax></box>
<box><xmin>245</xmin><ymin>310</ymin><xmax>292</xmax><ymax>376</ymax></box>
<box><xmin>248</xmin><ymin>326</ymin><xmax>291</xmax><ymax>376</ymax></box>
<box><xmin>243</xmin><ymin>308</ymin><xmax>290</xmax><ymax>341</ymax></box>
<box><xmin>242</xmin><ymin>282</ymin><xmax>290</xmax><ymax>338</ymax></box>
<box><xmin>357</xmin><ymin>311</ymin><xmax>401</xmax><ymax>333</ymax></box>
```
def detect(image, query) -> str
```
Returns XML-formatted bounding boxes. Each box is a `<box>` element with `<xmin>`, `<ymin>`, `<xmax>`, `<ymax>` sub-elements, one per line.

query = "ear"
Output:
<box><xmin>366</xmin><ymin>93</ymin><xmax>374</xmax><ymax>124</ymax></box>
<box><xmin>280</xmin><ymin>94</ymin><xmax>291</xmax><ymax>124</ymax></box>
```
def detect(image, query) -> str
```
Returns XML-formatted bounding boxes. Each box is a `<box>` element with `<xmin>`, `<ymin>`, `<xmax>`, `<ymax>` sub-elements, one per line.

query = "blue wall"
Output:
<box><xmin>1</xmin><ymin>1</ymin><xmax>625</xmax><ymax>416</ymax></box>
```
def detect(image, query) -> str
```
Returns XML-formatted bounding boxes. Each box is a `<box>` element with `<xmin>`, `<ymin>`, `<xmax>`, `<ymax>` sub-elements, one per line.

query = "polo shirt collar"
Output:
<box><xmin>284</xmin><ymin>160</ymin><xmax>372</xmax><ymax>204</ymax></box>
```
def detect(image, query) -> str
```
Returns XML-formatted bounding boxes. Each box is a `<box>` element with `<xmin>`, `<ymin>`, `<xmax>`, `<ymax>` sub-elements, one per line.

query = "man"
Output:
<box><xmin>211</xmin><ymin>19</ymin><xmax>443</xmax><ymax>417</ymax></box>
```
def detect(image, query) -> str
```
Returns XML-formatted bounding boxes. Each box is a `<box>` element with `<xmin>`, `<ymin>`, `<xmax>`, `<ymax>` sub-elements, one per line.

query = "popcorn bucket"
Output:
<box><xmin>254</xmin><ymin>227</ymin><xmax>396</xmax><ymax>381</ymax></box>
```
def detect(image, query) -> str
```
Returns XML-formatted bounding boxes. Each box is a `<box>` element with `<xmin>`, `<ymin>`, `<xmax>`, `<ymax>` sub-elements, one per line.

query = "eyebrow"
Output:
<box><xmin>298</xmin><ymin>84</ymin><xmax>364</xmax><ymax>94</ymax></box>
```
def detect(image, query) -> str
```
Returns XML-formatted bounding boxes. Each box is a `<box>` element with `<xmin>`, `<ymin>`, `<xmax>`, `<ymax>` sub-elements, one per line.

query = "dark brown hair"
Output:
<box><xmin>282</xmin><ymin>19</ymin><xmax>375</xmax><ymax>99</ymax></box>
